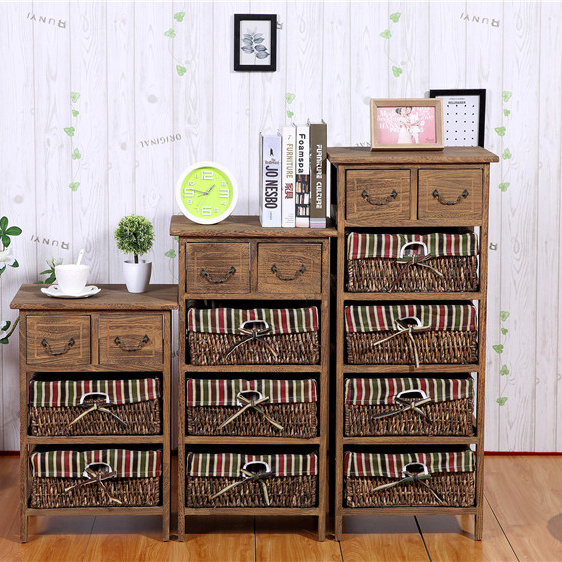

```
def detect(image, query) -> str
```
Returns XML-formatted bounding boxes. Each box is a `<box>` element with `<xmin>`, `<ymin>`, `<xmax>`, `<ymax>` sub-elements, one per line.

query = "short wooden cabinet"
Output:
<box><xmin>170</xmin><ymin>215</ymin><xmax>336</xmax><ymax>541</ymax></box>
<box><xmin>11</xmin><ymin>284</ymin><xmax>177</xmax><ymax>542</ymax></box>
<box><xmin>328</xmin><ymin>147</ymin><xmax>498</xmax><ymax>541</ymax></box>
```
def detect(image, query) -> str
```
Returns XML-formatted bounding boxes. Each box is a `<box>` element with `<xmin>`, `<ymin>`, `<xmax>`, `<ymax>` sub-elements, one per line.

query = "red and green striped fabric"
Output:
<box><xmin>347</xmin><ymin>232</ymin><xmax>479</xmax><ymax>260</ymax></box>
<box><xmin>344</xmin><ymin>304</ymin><xmax>477</xmax><ymax>333</ymax></box>
<box><xmin>187</xmin><ymin>306</ymin><xmax>318</xmax><ymax>335</ymax></box>
<box><xmin>344</xmin><ymin>450</ymin><xmax>474</xmax><ymax>478</ymax></box>
<box><xmin>186</xmin><ymin>379</ymin><xmax>317</xmax><ymax>407</ymax></box>
<box><xmin>29</xmin><ymin>378</ymin><xmax>161</xmax><ymax>407</ymax></box>
<box><xmin>187</xmin><ymin>453</ymin><xmax>318</xmax><ymax>477</ymax></box>
<box><xmin>345</xmin><ymin>377</ymin><xmax>473</xmax><ymax>405</ymax></box>
<box><xmin>30</xmin><ymin>449</ymin><xmax>162</xmax><ymax>478</ymax></box>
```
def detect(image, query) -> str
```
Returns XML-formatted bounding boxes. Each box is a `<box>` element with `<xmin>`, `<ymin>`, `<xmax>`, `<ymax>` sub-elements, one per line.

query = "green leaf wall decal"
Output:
<box><xmin>285</xmin><ymin>93</ymin><xmax>296</xmax><ymax>104</ymax></box>
<box><xmin>64</xmin><ymin>127</ymin><xmax>75</xmax><ymax>137</ymax></box>
<box><xmin>500</xmin><ymin>365</ymin><xmax>509</xmax><ymax>376</ymax></box>
<box><xmin>165</xmin><ymin>249</ymin><xmax>177</xmax><ymax>258</ymax></box>
<box><xmin>174</xmin><ymin>12</ymin><xmax>185</xmax><ymax>22</ymax></box>
<box><xmin>392</xmin><ymin>66</ymin><xmax>402</xmax><ymax>77</ymax></box>
<box><xmin>500</xmin><ymin>311</ymin><xmax>510</xmax><ymax>322</ymax></box>
<box><xmin>495</xmin><ymin>127</ymin><xmax>506</xmax><ymax>136</ymax></box>
<box><xmin>502</xmin><ymin>148</ymin><xmax>512</xmax><ymax>159</ymax></box>
<box><xmin>496</xmin><ymin>397</ymin><xmax>508</xmax><ymax>406</ymax></box>
<box><xmin>164</xmin><ymin>28</ymin><xmax>176</xmax><ymax>38</ymax></box>
<box><xmin>499</xmin><ymin>182</ymin><xmax>510</xmax><ymax>192</ymax></box>
<box><xmin>69</xmin><ymin>182</ymin><xmax>80</xmax><ymax>191</ymax></box>
<box><xmin>70</xmin><ymin>92</ymin><xmax>80</xmax><ymax>103</ymax></box>
<box><xmin>503</xmin><ymin>109</ymin><xmax>511</xmax><ymax>117</ymax></box>
<box><xmin>71</xmin><ymin>148</ymin><xmax>81</xmax><ymax>160</ymax></box>
<box><xmin>176</xmin><ymin>65</ymin><xmax>186</xmax><ymax>76</ymax></box>
<box><xmin>380</xmin><ymin>29</ymin><xmax>392</xmax><ymax>39</ymax></box>
<box><xmin>389</xmin><ymin>12</ymin><xmax>401</xmax><ymax>23</ymax></box>
<box><xmin>502</xmin><ymin>91</ymin><xmax>512</xmax><ymax>102</ymax></box>
<box><xmin>492</xmin><ymin>344</ymin><xmax>504</xmax><ymax>354</ymax></box>
<box><xmin>72</xmin><ymin>109</ymin><xmax>79</xmax><ymax>117</ymax></box>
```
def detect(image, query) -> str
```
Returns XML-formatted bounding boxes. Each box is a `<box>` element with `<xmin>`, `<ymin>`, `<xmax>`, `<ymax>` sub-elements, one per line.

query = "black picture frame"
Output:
<box><xmin>234</xmin><ymin>14</ymin><xmax>277</xmax><ymax>72</ymax></box>
<box><xmin>429</xmin><ymin>89</ymin><xmax>486</xmax><ymax>147</ymax></box>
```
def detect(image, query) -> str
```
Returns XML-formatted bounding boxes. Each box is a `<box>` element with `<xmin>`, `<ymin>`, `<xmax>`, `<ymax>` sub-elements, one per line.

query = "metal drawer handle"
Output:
<box><xmin>271</xmin><ymin>263</ymin><xmax>306</xmax><ymax>281</ymax></box>
<box><xmin>114</xmin><ymin>334</ymin><xmax>149</xmax><ymax>351</ymax></box>
<box><xmin>432</xmin><ymin>188</ymin><xmax>469</xmax><ymax>205</ymax></box>
<box><xmin>200</xmin><ymin>266</ymin><xmax>236</xmax><ymax>284</ymax></box>
<box><xmin>41</xmin><ymin>337</ymin><xmax>75</xmax><ymax>356</ymax></box>
<box><xmin>361</xmin><ymin>188</ymin><xmax>397</xmax><ymax>206</ymax></box>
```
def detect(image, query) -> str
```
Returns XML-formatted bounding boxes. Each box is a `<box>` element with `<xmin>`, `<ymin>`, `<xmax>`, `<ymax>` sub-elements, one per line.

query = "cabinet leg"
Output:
<box><xmin>20</xmin><ymin>512</ymin><xmax>28</xmax><ymax>543</ymax></box>
<box><xmin>178</xmin><ymin>513</ymin><xmax>185</xmax><ymax>542</ymax></box>
<box><xmin>475</xmin><ymin>512</ymin><xmax>483</xmax><ymax>541</ymax></box>
<box><xmin>317</xmin><ymin>512</ymin><xmax>326</xmax><ymax>542</ymax></box>
<box><xmin>335</xmin><ymin>514</ymin><xmax>343</xmax><ymax>541</ymax></box>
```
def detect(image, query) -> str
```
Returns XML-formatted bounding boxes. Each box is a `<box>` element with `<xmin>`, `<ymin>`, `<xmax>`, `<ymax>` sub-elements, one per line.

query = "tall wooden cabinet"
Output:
<box><xmin>327</xmin><ymin>147</ymin><xmax>499</xmax><ymax>540</ymax></box>
<box><xmin>170</xmin><ymin>215</ymin><xmax>337</xmax><ymax>541</ymax></box>
<box><xmin>10</xmin><ymin>284</ymin><xmax>177</xmax><ymax>542</ymax></box>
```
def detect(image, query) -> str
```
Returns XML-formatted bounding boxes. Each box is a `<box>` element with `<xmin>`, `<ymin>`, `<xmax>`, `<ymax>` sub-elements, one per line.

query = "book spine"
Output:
<box><xmin>309</xmin><ymin>121</ymin><xmax>327</xmax><ymax>228</ymax></box>
<box><xmin>259</xmin><ymin>134</ymin><xmax>282</xmax><ymax>227</ymax></box>
<box><xmin>295</xmin><ymin>125</ymin><xmax>310</xmax><ymax>228</ymax></box>
<box><xmin>281</xmin><ymin>126</ymin><xmax>296</xmax><ymax>227</ymax></box>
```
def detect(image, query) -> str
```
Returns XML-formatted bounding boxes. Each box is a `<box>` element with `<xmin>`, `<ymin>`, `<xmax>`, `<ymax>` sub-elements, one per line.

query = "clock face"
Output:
<box><xmin>176</xmin><ymin>162</ymin><xmax>238</xmax><ymax>224</ymax></box>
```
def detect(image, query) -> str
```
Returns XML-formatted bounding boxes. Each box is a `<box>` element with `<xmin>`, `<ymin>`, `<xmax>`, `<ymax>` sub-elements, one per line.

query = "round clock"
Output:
<box><xmin>175</xmin><ymin>161</ymin><xmax>238</xmax><ymax>224</ymax></box>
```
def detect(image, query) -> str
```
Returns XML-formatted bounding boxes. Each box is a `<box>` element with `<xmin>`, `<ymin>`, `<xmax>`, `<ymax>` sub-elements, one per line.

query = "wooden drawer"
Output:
<box><xmin>26</xmin><ymin>315</ymin><xmax>90</xmax><ymax>366</ymax></box>
<box><xmin>418</xmin><ymin>169</ymin><xmax>483</xmax><ymax>222</ymax></box>
<box><xmin>257</xmin><ymin>243</ymin><xmax>322</xmax><ymax>294</ymax></box>
<box><xmin>346</xmin><ymin>169</ymin><xmax>411</xmax><ymax>225</ymax></box>
<box><xmin>99</xmin><ymin>314</ymin><xmax>164</xmax><ymax>365</ymax></box>
<box><xmin>186</xmin><ymin>242</ymin><xmax>250</xmax><ymax>294</ymax></box>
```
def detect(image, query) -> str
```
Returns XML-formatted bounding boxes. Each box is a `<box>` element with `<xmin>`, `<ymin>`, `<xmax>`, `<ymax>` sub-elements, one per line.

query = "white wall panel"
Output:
<box><xmin>0</xmin><ymin>1</ymin><xmax>560</xmax><ymax>452</ymax></box>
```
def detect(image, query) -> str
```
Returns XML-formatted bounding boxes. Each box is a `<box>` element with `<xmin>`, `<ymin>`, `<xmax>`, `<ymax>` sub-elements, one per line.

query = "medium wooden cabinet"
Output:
<box><xmin>328</xmin><ymin>147</ymin><xmax>499</xmax><ymax>541</ymax></box>
<box><xmin>10</xmin><ymin>284</ymin><xmax>177</xmax><ymax>542</ymax></box>
<box><xmin>170</xmin><ymin>215</ymin><xmax>336</xmax><ymax>541</ymax></box>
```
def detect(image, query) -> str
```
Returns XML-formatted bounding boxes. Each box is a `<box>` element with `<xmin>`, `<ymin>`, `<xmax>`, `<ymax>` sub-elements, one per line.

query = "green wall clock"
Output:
<box><xmin>175</xmin><ymin>161</ymin><xmax>238</xmax><ymax>224</ymax></box>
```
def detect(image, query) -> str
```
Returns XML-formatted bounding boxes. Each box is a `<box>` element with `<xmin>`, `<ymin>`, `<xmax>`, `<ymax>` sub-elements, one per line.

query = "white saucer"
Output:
<box><xmin>41</xmin><ymin>285</ymin><xmax>101</xmax><ymax>299</ymax></box>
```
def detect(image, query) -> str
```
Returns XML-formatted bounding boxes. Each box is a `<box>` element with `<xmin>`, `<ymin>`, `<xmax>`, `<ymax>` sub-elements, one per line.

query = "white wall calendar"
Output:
<box><xmin>429</xmin><ymin>89</ymin><xmax>486</xmax><ymax>147</ymax></box>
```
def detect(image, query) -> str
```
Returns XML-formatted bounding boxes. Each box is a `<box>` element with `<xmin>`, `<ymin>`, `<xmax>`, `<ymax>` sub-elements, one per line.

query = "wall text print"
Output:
<box><xmin>460</xmin><ymin>13</ymin><xmax>500</xmax><ymax>28</ymax></box>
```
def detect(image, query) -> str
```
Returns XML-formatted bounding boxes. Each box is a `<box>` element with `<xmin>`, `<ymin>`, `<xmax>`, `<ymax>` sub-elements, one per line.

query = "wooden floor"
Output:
<box><xmin>0</xmin><ymin>455</ymin><xmax>560</xmax><ymax>561</ymax></box>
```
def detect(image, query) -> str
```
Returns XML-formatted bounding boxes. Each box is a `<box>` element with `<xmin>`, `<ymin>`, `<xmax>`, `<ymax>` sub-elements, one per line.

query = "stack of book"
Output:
<box><xmin>259</xmin><ymin>121</ymin><xmax>327</xmax><ymax>228</ymax></box>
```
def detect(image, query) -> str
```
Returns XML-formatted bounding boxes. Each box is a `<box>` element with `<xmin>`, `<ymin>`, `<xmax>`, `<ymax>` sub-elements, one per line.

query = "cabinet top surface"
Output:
<box><xmin>327</xmin><ymin>146</ymin><xmax>499</xmax><ymax>165</ymax></box>
<box><xmin>170</xmin><ymin>215</ymin><xmax>338</xmax><ymax>238</ymax></box>
<box><xmin>10</xmin><ymin>284</ymin><xmax>178</xmax><ymax>311</ymax></box>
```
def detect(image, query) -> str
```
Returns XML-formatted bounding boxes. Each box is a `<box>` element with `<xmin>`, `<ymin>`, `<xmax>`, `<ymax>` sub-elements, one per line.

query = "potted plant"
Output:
<box><xmin>114</xmin><ymin>214</ymin><xmax>155</xmax><ymax>293</ymax></box>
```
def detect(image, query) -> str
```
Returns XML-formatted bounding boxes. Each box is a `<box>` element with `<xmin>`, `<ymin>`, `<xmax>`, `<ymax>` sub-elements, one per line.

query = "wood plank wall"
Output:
<box><xmin>0</xmin><ymin>1</ymin><xmax>560</xmax><ymax>452</ymax></box>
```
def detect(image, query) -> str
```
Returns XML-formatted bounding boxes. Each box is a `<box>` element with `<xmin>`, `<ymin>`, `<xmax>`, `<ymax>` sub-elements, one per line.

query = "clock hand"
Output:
<box><xmin>203</xmin><ymin>184</ymin><xmax>216</xmax><ymax>195</ymax></box>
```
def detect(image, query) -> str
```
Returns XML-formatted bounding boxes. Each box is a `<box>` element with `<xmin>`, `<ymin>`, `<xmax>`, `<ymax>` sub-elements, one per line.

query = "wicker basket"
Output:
<box><xmin>345</xmin><ymin>304</ymin><xmax>478</xmax><ymax>366</ymax></box>
<box><xmin>30</xmin><ymin>448</ymin><xmax>161</xmax><ymax>508</ymax></box>
<box><xmin>344</xmin><ymin>377</ymin><xmax>474</xmax><ymax>436</ymax></box>
<box><xmin>344</xmin><ymin>450</ymin><xmax>475</xmax><ymax>508</ymax></box>
<box><xmin>29</xmin><ymin>377</ymin><xmax>161</xmax><ymax>436</ymax></box>
<box><xmin>346</xmin><ymin>232</ymin><xmax>479</xmax><ymax>293</ymax></box>
<box><xmin>186</xmin><ymin>379</ymin><xmax>318</xmax><ymax>438</ymax></box>
<box><xmin>187</xmin><ymin>306</ymin><xmax>319</xmax><ymax>366</ymax></box>
<box><xmin>186</xmin><ymin>452</ymin><xmax>317</xmax><ymax>508</ymax></box>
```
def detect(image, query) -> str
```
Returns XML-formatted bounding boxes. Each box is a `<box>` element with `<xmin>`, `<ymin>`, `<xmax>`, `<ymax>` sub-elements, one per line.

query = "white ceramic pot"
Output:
<box><xmin>123</xmin><ymin>260</ymin><xmax>152</xmax><ymax>293</ymax></box>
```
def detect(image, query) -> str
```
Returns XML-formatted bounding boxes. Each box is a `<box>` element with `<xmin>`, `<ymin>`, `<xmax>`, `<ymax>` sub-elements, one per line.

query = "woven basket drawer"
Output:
<box><xmin>344</xmin><ymin>377</ymin><xmax>474</xmax><ymax>436</ymax></box>
<box><xmin>345</xmin><ymin>304</ymin><xmax>478</xmax><ymax>366</ymax></box>
<box><xmin>187</xmin><ymin>306</ymin><xmax>319</xmax><ymax>366</ymax></box>
<box><xmin>28</xmin><ymin>377</ymin><xmax>161</xmax><ymax>436</ymax></box>
<box><xmin>186</xmin><ymin>452</ymin><xmax>318</xmax><ymax>508</ymax></box>
<box><xmin>346</xmin><ymin>232</ymin><xmax>479</xmax><ymax>293</ymax></box>
<box><xmin>344</xmin><ymin>450</ymin><xmax>475</xmax><ymax>508</ymax></box>
<box><xmin>186</xmin><ymin>379</ymin><xmax>318</xmax><ymax>438</ymax></box>
<box><xmin>30</xmin><ymin>448</ymin><xmax>162</xmax><ymax>509</ymax></box>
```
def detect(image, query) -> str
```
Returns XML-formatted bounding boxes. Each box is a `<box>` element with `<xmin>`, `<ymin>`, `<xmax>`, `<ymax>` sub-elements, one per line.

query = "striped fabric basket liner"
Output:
<box><xmin>345</xmin><ymin>304</ymin><xmax>478</xmax><ymax>366</ymax></box>
<box><xmin>187</xmin><ymin>306</ymin><xmax>319</xmax><ymax>365</ymax></box>
<box><xmin>344</xmin><ymin>450</ymin><xmax>475</xmax><ymax>508</ymax></box>
<box><xmin>186</xmin><ymin>452</ymin><xmax>318</xmax><ymax>508</ymax></box>
<box><xmin>28</xmin><ymin>378</ymin><xmax>161</xmax><ymax>436</ymax></box>
<box><xmin>30</xmin><ymin>448</ymin><xmax>162</xmax><ymax>508</ymax></box>
<box><xmin>346</xmin><ymin>232</ymin><xmax>479</xmax><ymax>293</ymax></box>
<box><xmin>344</xmin><ymin>377</ymin><xmax>474</xmax><ymax>436</ymax></box>
<box><xmin>186</xmin><ymin>379</ymin><xmax>318</xmax><ymax>438</ymax></box>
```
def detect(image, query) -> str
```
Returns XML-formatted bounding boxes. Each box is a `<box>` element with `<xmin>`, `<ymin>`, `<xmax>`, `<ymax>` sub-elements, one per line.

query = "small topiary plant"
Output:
<box><xmin>114</xmin><ymin>214</ymin><xmax>155</xmax><ymax>264</ymax></box>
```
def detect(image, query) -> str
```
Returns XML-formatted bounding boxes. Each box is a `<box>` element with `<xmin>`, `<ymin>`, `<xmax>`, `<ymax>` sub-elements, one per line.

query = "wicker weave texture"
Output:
<box><xmin>345</xmin><ymin>398</ymin><xmax>474</xmax><ymax>436</ymax></box>
<box><xmin>185</xmin><ymin>475</ymin><xmax>317</xmax><ymax>508</ymax></box>
<box><xmin>345</xmin><ymin>471</ymin><xmax>475</xmax><ymax>508</ymax></box>
<box><xmin>188</xmin><ymin>332</ymin><xmax>319</xmax><ymax>365</ymax></box>
<box><xmin>30</xmin><ymin>476</ymin><xmax>161</xmax><ymax>508</ymax></box>
<box><xmin>346</xmin><ymin>256</ymin><xmax>479</xmax><ymax>293</ymax></box>
<box><xmin>29</xmin><ymin>400</ymin><xmax>161</xmax><ymax>436</ymax></box>
<box><xmin>187</xmin><ymin>403</ymin><xmax>318</xmax><ymax>437</ymax></box>
<box><xmin>346</xmin><ymin>331</ymin><xmax>478</xmax><ymax>365</ymax></box>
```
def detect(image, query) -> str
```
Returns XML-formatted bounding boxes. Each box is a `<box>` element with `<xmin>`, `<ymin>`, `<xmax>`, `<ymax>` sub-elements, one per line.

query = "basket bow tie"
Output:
<box><xmin>372</xmin><ymin>468</ymin><xmax>445</xmax><ymax>505</ymax></box>
<box><xmin>390</xmin><ymin>253</ymin><xmax>444</xmax><ymax>292</ymax></box>
<box><xmin>218</xmin><ymin>394</ymin><xmax>284</xmax><ymax>432</ymax></box>
<box><xmin>64</xmin><ymin>467</ymin><xmax>122</xmax><ymax>505</ymax></box>
<box><xmin>69</xmin><ymin>401</ymin><xmax>128</xmax><ymax>428</ymax></box>
<box><xmin>372</xmin><ymin>320</ymin><xmax>431</xmax><ymax>368</ymax></box>
<box><xmin>224</xmin><ymin>325</ymin><xmax>278</xmax><ymax>361</ymax></box>
<box><xmin>210</xmin><ymin>468</ymin><xmax>274</xmax><ymax>506</ymax></box>
<box><xmin>372</xmin><ymin>395</ymin><xmax>433</xmax><ymax>424</ymax></box>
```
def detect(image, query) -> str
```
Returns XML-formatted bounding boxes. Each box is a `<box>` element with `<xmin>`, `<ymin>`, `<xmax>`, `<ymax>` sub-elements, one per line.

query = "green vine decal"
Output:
<box><xmin>493</xmin><ymin>310</ymin><xmax>510</xmax><ymax>406</ymax></box>
<box><xmin>64</xmin><ymin>92</ymin><xmax>82</xmax><ymax>191</ymax></box>
<box><xmin>165</xmin><ymin>12</ymin><xmax>188</xmax><ymax>76</ymax></box>
<box><xmin>0</xmin><ymin>216</ymin><xmax>22</xmax><ymax>344</ymax></box>
<box><xmin>380</xmin><ymin>12</ymin><xmax>403</xmax><ymax>77</ymax></box>
<box><xmin>496</xmin><ymin>91</ymin><xmax>512</xmax><ymax>192</ymax></box>
<box><xmin>285</xmin><ymin>93</ymin><xmax>296</xmax><ymax>120</ymax></box>
<box><xmin>165</xmin><ymin>236</ymin><xmax>178</xmax><ymax>282</ymax></box>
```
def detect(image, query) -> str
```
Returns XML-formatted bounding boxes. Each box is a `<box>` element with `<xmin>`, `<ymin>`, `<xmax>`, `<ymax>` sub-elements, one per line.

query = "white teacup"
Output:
<box><xmin>54</xmin><ymin>264</ymin><xmax>90</xmax><ymax>295</ymax></box>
